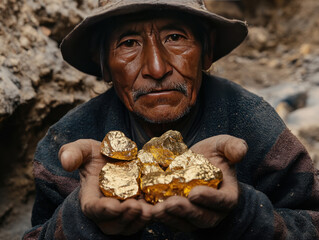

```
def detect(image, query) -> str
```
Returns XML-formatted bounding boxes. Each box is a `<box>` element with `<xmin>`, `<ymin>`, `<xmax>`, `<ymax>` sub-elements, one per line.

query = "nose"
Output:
<box><xmin>141</xmin><ymin>40</ymin><xmax>172</xmax><ymax>80</ymax></box>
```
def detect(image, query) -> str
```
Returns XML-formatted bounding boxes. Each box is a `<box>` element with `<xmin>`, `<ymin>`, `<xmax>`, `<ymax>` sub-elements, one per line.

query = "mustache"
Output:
<box><xmin>132</xmin><ymin>82</ymin><xmax>188</xmax><ymax>101</ymax></box>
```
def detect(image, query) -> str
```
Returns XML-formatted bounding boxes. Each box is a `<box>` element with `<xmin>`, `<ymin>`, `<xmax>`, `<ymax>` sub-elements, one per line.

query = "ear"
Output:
<box><xmin>203</xmin><ymin>30</ymin><xmax>215</xmax><ymax>71</ymax></box>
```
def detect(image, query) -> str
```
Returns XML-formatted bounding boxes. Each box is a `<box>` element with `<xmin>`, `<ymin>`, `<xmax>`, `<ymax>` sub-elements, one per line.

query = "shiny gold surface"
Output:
<box><xmin>137</xmin><ymin>150</ymin><xmax>164</xmax><ymax>176</ymax></box>
<box><xmin>167</xmin><ymin>149</ymin><xmax>212</xmax><ymax>171</ymax></box>
<box><xmin>100</xmin><ymin>130</ymin><xmax>138</xmax><ymax>160</ymax></box>
<box><xmin>140</xmin><ymin>164</ymin><xmax>223</xmax><ymax>204</ymax></box>
<box><xmin>99</xmin><ymin>130</ymin><xmax>223</xmax><ymax>204</ymax></box>
<box><xmin>99</xmin><ymin>160</ymin><xmax>140</xmax><ymax>200</ymax></box>
<box><xmin>142</xmin><ymin>130</ymin><xmax>188</xmax><ymax>168</ymax></box>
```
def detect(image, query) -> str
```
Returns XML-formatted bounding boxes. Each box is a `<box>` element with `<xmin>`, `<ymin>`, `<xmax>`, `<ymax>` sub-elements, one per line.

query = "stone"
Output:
<box><xmin>0</xmin><ymin>68</ymin><xmax>21</xmax><ymax>119</ymax></box>
<box><xmin>137</xmin><ymin>150</ymin><xmax>164</xmax><ymax>176</ymax></box>
<box><xmin>142</xmin><ymin>130</ymin><xmax>188</xmax><ymax>168</ymax></box>
<box><xmin>141</xmin><ymin>164</ymin><xmax>222</xmax><ymax>204</ymax></box>
<box><xmin>166</xmin><ymin>149</ymin><xmax>213</xmax><ymax>172</ymax></box>
<box><xmin>99</xmin><ymin>160</ymin><xmax>141</xmax><ymax>200</ymax></box>
<box><xmin>99</xmin><ymin>130</ymin><xmax>223</xmax><ymax>204</ymax></box>
<box><xmin>101</xmin><ymin>130</ymin><xmax>138</xmax><ymax>160</ymax></box>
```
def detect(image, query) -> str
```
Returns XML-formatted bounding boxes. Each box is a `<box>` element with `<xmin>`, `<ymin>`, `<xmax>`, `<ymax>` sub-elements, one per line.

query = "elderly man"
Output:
<box><xmin>24</xmin><ymin>0</ymin><xmax>319</xmax><ymax>239</ymax></box>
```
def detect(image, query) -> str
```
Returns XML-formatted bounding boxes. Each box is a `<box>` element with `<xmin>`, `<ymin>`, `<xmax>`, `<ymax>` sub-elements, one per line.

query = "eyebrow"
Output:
<box><xmin>159</xmin><ymin>23</ymin><xmax>188</xmax><ymax>35</ymax></box>
<box><xmin>118</xmin><ymin>30</ymin><xmax>140</xmax><ymax>41</ymax></box>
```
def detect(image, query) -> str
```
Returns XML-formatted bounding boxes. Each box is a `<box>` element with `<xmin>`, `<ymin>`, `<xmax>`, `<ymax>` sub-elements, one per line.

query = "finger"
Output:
<box><xmin>123</xmin><ymin>199</ymin><xmax>154</xmax><ymax>236</ymax></box>
<box><xmin>154</xmin><ymin>196</ymin><xmax>220</xmax><ymax>229</ymax></box>
<box><xmin>137</xmin><ymin>199</ymin><xmax>153</xmax><ymax>222</ymax></box>
<box><xmin>80</xmin><ymin>175</ymin><xmax>103</xmax><ymax>201</ymax></box>
<box><xmin>83</xmin><ymin>196</ymin><xmax>123</xmax><ymax>221</ymax></box>
<box><xmin>80</xmin><ymin>176</ymin><xmax>123</xmax><ymax>220</ymax></box>
<box><xmin>190</xmin><ymin>135</ymin><xmax>248</xmax><ymax>165</ymax></box>
<box><xmin>120</xmin><ymin>199</ymin><xmax>143</xmax><ymax>224</ymax></box>
<box><xmin>103</xmin><ymin>199</ymin><xmax>151</xmax><ymax>236</ymax></box>
<box><xmin>59</xmin><ymin>139</ymin><xmax>102</xmax><ymax>172</ymax></box>
<box><xmin>152</xmin><ymin>199</ymin><xmax>197</xmax><ymax>231</ymax></box>
<box><xmin>122</xmin><ymin>200</ymin><xmax>153</xmax><ymax>236</ymax></box>
<box><xmin>188</xmin><ymin>185</ymin><xmax>238</xmax><ymax>211</ymax></box>
<box><xmin>216</xmin><ymin>135</ymin><xmax>248</xmax><ymax>164</ymax></box>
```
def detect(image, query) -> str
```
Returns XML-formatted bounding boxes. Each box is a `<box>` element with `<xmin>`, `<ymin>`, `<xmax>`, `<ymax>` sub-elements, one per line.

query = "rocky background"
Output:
<box><xmin>0</xmin><ymin>0</ymin><xmax>318</xmax><ymax>239</ymax></box>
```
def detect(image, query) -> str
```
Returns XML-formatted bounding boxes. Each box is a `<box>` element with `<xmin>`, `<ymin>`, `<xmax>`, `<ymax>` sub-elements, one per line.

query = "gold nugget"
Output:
<box><xmin>167</xmin><ymin>149</ymin><xmax>212</xmax><ymax>172</ymax></box>
<box><xmin>99</xmin><ymin>160</ymin><xmax>140</xmax><ymax>200</ymax></box>
<box><xmin>140</xmin><ymin>164</ymin><xmax>223</xmax><ymax>204</ymax></box>
<box><xmin>137</xmin><ymin>150</ymin><xmax>164</xmax><ymax>176</ymax></box>
<box><xmin>142</xmin><ymin>130</ymin><xmax>188</xmax><ymax>168</ymax></box>
<box><xmin>101</xmin><ymin>130</ymin><xmax>138</xmax><ymax>160</ymax></box>
<box><xmin>99</xmin><ymin>130</ymin><xmax>223</xmax><ymax>203</ymax></box>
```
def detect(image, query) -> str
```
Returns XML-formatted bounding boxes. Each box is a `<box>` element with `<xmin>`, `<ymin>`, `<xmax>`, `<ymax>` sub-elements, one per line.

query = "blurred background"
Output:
<box><xmin>0</xmin><ymin>0</ymin><xmax>318</xmax><ymax>239</ymax></box>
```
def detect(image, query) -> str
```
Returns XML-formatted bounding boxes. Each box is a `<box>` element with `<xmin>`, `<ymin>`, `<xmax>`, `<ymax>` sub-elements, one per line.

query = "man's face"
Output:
<box><xmin>107</xmin><ymin>15</ymin><xmax>204</xmax><ymax>123</ymax></box>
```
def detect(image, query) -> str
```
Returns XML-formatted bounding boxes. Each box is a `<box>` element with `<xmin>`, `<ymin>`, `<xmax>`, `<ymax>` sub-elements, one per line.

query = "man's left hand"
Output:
<box><xmin>151</xmin><ymin>135</ymin><xmax>248</xmax><ymax>231</ymax></box>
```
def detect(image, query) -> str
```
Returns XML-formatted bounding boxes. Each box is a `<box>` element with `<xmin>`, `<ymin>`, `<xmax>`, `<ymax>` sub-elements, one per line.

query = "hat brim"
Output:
<box><xmin>60</xmin><ymin>2</ymin><xmax>248</xmax><ymax>77</ymax></box>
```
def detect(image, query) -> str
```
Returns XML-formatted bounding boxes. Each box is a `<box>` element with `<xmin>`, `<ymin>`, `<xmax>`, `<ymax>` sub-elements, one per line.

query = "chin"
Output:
<box><xmin>135</xmin><ymin>107</ymin><xmax>191</xmax><ymax>124</ymax></box>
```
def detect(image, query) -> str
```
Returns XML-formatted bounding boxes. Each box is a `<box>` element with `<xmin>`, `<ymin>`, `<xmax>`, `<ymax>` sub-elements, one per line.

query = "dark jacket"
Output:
<box><xmin>23</xmin><ymin>75</ymin><xmax>319</xmax><ymax>239</ymax></box>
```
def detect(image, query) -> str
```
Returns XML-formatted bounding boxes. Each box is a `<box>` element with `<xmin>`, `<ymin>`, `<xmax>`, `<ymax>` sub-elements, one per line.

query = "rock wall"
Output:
<box><xmin>0</xmin><ymin>0</ymin><xmax>108</xmax><ymax>238</ymax></box>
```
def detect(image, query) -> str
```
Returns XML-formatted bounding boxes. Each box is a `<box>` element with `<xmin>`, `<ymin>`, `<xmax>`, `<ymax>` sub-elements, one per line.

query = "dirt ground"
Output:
<box><xmin>0</xmin><ymin>0</ymin><xmax>319</xmax><ymax>239</ymax></box>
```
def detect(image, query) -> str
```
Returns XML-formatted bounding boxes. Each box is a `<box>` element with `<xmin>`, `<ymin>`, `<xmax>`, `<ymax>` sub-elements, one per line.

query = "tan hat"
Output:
<box><xmin>60</xmin><ymin>0</ymin><xmax>248</xmax><ymax>77</ymax></box>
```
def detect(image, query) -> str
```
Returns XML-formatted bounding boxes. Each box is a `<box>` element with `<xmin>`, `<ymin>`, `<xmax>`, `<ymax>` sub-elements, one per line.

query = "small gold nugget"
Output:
<box><xmin>167</xmin><ymin>149</ymin><xmax>212</xmax><ymax>172</ymax></box>
<box><xmin>101</xmin><ymin>130</ymin><xmax>138</xmax><ymax>160</ymax></box>
<box><xmin>137</xmin><ymin>150</ymin><xmax>164</xmax><ymax>176</ymax></box>
<box><xmin>99</xmin><ymin>160</ymin><xmax>141</xmax><ymax>200</ymax></box>
<box><xmin>140</xmin><ymin>164</ymin><xmax>223</xmax><ymax>204</ymax></box>
<box><xmin>142</xmin><ymin>130</ymin><xmax>188</xmax><ymax>168</ymax></box>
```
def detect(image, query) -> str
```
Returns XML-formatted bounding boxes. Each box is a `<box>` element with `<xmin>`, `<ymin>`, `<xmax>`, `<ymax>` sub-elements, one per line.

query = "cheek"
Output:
<box><xmin>110</xmin><ymin>66</ymin><xmax>138</xmax><ymax>111</ymax></box>
<box><xmin>170</xmin><ymin>44</ymin><xmax>203</xmax><ymax>79</ymax></box>
<box><xmin>108</xmin><ymin>52</ymin><xmax>142</xmax><ymax>111</ymax></box>
<box><xmin>173</xmin><ymin>48</ymin><xmax>203</xmax><ymax>101</ymax></box>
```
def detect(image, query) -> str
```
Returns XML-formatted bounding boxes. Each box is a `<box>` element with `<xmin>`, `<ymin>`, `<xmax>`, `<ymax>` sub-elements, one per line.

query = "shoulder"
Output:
<box><xmin>202</xmin><ymin>74</ymin><xmax>285</xmax><ymax>130</ymax></box>
<box><xmin>48</xmin><ymin>87</ymin><xmax>119</xmax><ymax>141</ymax></box>
<box><xmin>203</xmin><ymin>74</ymin><xmax>264</xmax><ymax>104</ymax></box>
<box><xmin>34</xmin><ymin>87</ymin><xmax>121</xmax><ymax>177</ymax></box>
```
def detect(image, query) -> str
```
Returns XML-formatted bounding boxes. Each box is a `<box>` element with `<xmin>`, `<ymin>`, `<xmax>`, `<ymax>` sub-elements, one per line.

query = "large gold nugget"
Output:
<box><xmin>167</xmin><ymin>150</ymin><xmax>212</xmax><ymax>172</ymax></box>
<box><xmin>101</xmin><ymin>131</ymin><xmax>138</xmax><ymax>160</ymax></box>
<box><xmin>137</xmin><ymin>150</ymin><xmax>164</xmax><ymax>176</ymax></box>
<box><xmin>99</xmin><ymin>160</ymin><xmax>140</xmax><ymax>200</ymax></box>
<box><xmin>141</xmin><ymin>164</ymin><xmax>223</xmax><ymax>204</ymax></box>
<box><xmin>142</xmin><ymin>130</ymin><xmax>188</xmax><ymax>168</ymax></box>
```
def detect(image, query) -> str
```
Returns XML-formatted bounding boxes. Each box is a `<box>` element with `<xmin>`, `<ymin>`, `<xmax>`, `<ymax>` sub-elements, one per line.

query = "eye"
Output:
<box><xmin>166</xmin><ymin>34</ymin><xmax>185</xmax><ymax>42</ymax></box>
<box><xmin>118</xmin><ymin>39</ymin><xmax>139</xmax><ymax>48</ymax></box>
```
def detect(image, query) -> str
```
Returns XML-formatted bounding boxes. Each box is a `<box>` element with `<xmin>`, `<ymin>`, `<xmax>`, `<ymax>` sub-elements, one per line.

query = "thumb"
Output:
<box><xmin>59</xmin><ymin>139</ymin><xmax>102</xmax><ymax>172</ymax></box>
<box><xmin>191</xmin><ymin>135</ymin><xmax>248</xmax><ymax>165</ymax></box>
<box><xmin>215</xmin><ymin>135</ymin><xmax>248</xmax><ymax>164</ymax></box>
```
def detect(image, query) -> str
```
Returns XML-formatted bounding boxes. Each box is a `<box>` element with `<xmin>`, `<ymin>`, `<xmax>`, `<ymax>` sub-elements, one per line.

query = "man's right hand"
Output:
<box><xmin>59</xmin><ymin>139</ymin><xmax>153</xmax><ymax>236</ymax></box>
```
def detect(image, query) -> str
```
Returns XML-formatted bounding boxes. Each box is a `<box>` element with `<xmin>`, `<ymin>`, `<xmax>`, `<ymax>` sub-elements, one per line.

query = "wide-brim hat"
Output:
<box><xmin>60</xmin><ymin>0</ymin><xmax>248</xmax><ymax>77</ymax></box>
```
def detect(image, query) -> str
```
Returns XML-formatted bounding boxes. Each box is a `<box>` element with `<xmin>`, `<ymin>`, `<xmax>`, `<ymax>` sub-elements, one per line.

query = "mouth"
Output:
<box><xmin>133</xmin><ymin>85</ymin><xmax>188</xmax><ymax>102</ymax></box>
<box><xmin>148</xmin><ymin>88</ymin><xmax>177</xmax><ymax>94</ymax></box>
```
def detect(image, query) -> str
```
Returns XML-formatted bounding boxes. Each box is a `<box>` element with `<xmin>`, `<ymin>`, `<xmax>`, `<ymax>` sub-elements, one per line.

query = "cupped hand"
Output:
<box><xmin>152</xmin><ymin>135</ymin><xmax>248</xmax><ymax>231</ymax></box>
<box><xmin>59</xmin><ymin>139</ymin><xmax>153</xmax><ymax>236</ymax></box>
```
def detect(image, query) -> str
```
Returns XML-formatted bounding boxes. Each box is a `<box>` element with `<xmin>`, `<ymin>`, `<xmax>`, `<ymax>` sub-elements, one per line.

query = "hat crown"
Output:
<box><xmin>98</xmin><ymin>0</ymin><xmax>206</xmax><ymax>10</ymax></box>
